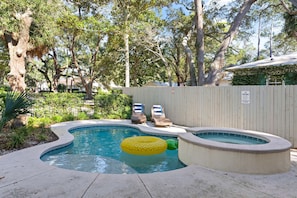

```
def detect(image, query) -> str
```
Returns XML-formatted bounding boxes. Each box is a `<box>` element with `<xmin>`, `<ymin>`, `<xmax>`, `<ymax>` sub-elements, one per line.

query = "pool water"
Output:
<box><xmin>41</xmin><ymin>126</ymin><xmax>185</xmax><ymax>174</ymax></box>
<box><xmin>196</xmin><ymin>131</ymin><xmax>268</xmax><ymax>144</ymax></box>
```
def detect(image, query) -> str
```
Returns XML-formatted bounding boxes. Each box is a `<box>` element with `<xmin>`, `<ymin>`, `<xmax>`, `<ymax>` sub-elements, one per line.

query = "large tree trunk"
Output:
<box><xmin>205</xmin><ymin>0</ymin><xmax>257</xmax><ymax>85</ymax></box>
<box><xmin>124</xmin><ymin>7</ymin><xmax>130</xmax><ymax>88</ymax></box>
<box><xmin>172</xmin><ymin>45</ymin><xmax>186</xmax><ymax>86</ymax></box>
<box><xmin>124</xmin><ymin>32</ymin><xmax>130</xmax><ymax>87</ymax></box>
<box><xmin>182</xmin><ymin>24</ymin><xmax>197</xmax><ymax>86</ymax></box>
<box><xmin>5</xmin><ymin>9</ymin><xmax>33</xmax><ymax>92</ymax></box>
<box><xmin>195</xmin><ymin>0</ymin><xmax>205</xmax><ymax>86</ymax></box>
<box><xmin>38</xmin><ymin>59</ymin><xmax>52</xmax><ymax>91</ymax></box>
<box><xmin>51</xmin><ymin>49</ymin><xmax>61</xmax><ymax>92</ymax></box>
<box><xmin>70</xmin><ymin>34</ymin><xmax>94</xmax><ymax>99</ymax></box>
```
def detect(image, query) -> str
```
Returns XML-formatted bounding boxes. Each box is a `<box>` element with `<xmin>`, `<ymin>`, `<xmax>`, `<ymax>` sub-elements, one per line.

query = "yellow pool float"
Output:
<box><xmin>121</xmin><ymin>136</ymin><xmax>167</xmax><ymax>155</ymax></box>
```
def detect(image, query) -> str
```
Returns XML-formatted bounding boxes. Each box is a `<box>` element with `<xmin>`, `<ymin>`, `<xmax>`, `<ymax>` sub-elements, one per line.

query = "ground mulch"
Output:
<box><xmin>0</xmin><ymin>127</ymin><xmax>58</xmax><ymax>156</ymax></box>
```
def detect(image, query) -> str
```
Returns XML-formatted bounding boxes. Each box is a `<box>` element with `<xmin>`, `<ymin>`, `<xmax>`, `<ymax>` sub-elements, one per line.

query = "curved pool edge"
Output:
<box><xmin>46</xmin><ymin>119</ymin><xmax>186</xmax><ymax>160</ymax></box>
<box><xmin>179</xmin><ymin>127</ymin><xmax>292</xmax><ymax>174</ymax></box>
<box><xmin>184</xmin><ymin>127</ymin><xmax>292</xmax><ymax>153</ymax></box>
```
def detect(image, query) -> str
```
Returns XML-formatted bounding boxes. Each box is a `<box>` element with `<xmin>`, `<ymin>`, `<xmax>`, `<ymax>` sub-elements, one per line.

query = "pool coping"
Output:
<box><xmin>1</xmin><ymin>120</ymin><xmax>297</xmax><ymax>197</ymax></box>
<box><xmin>45</xmin><ymin>119</ymin><xmax>186</xmax><ymax>156</ymax></box>
<box><xmin>184</xmin><ymin>127</ymin><xmax>292</xmax><ymax>153</ymax></box>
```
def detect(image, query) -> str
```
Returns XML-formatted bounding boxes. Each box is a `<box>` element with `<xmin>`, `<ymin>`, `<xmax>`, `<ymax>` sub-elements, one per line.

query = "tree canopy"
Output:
<box><xmin>0</xmin><ymin>0</ymin><xmax>296</xmax><ymax>91</ymax></box>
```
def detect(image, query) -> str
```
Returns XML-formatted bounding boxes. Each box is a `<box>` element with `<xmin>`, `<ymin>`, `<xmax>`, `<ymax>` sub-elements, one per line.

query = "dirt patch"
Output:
<box><xmin>0</xmin><ymin>127</ymin><xmax>58</xmax><ymax>156</ymax></box>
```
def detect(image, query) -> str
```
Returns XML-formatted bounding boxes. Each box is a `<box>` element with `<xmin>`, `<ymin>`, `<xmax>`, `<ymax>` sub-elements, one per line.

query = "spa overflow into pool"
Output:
<box><xmin>41</xmin><ymin>125</ymin><xmax>185</xmax><ymax>174</ymax></box>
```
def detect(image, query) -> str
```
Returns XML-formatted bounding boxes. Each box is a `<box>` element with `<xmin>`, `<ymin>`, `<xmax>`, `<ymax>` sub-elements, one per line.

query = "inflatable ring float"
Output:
<box><xmin>121</xmin><ymin>136</ymin><xmax>167</xmax><ymax>155</ymax></box>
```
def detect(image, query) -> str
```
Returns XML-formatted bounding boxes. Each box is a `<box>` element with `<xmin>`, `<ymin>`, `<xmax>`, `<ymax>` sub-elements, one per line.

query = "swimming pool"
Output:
<box><xmin>41</xmin><ymin>125</ymin><xmax>185</xmax><ymax>174</ymax></box>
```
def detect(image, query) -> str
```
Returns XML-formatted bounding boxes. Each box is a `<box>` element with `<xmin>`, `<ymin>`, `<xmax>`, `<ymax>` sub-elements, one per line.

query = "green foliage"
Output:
<box><xmin>31</xmin><ymin>93</ymin><xmax>84</xmax><ymax>118</ymax></box>
<box><xmin>0</xmin><ymin>87</ymin><xmax>7</xmax><ymax>110</ymax></box>
<box><xmin>7</xmin><ymin>127</ymin><xmax>30</xmax><ymax>149</ymax></box>
<box><xmin>61</xmin><ymin>114</ymin><xmax>76</xmax><ymax>121</ymax></box>
<box><xmin>30</xmin><ymin>91</ymin><xmax>132</xmax><ymax>122</ymax></box>
<box><xmin>94</xmin><ymin>90</ymin><xmax>132</xmax><ymax>119</ymax></box>
<box><xmin>29</xmin><ymin>93</ymin><xmax>89</xmax><ymax>126</ymax></box>
<box><xmin>51</xmin><ymin>115</ymin><xmax>64</xmax><ymax>123</ymax></box>
<box><xmin>232</xmin><ymin>73</ymin><xmax>266</xmax><ymax>85</ymax></box>
<box><xmin>77</xmin><ymin>112</ymin><xmax>89</xmax><ymax>120</ymax></box>
<box><xmin>28</xmin><ymin>117</ymin><xmax>52</xmax><ymax>128</ymax></box>
<box><xmin>57</xmin><ymin>84</ymin><xmax>67</xmax><ymax>92</ymax></box>
<box><xmin>285</xmin><ymin>72</ymin><xmax>297</xmax><ymax>85</ymax></box>
<box><xmin>0</xmin><ymin>92</ymin><xmax>32</xmax><ymax>131</ymax></box>
<box><xmin>2</xmin><ymin>123</ymin><xmax>56</xmax><ymax>149</ymax></box>
<box><xmin>232</xmin><ymin>72</ymin><xmax>297</xmax><ymax>85</ymax></box>
<box><xmin>0</xmin><ymin>0</ymin><xmax>64</xmax><ymax>47</ymax></box>
<box><xmin>283</xmin><ymin>11</ymin><xmax>297</xmax><ymax>39</ymax></box>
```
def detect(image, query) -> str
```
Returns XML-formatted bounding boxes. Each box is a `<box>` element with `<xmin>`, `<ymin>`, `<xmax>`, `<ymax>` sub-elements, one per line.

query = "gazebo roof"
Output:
<box><xmin>226</xmin><ymin>52</ymin><xmax>297</xmax><ymax>71</ymax></box>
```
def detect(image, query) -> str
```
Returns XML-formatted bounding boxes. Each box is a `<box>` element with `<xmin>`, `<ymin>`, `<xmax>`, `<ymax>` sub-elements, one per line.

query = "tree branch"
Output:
<box><xmin>280</xmin><ymin>0</ymin><xmax>297</xmax><ymax>15</ymax></box>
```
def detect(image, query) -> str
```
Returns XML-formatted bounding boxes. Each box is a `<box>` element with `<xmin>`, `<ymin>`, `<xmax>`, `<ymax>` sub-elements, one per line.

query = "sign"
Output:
<box><xmin>241</xmin><ymin>91</ymin><xmax>250</xmax><ymax>104</ymax></box>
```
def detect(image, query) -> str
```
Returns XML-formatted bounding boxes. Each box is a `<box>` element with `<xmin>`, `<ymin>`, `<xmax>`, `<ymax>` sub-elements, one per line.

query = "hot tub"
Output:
<box><xmin>178</xmin><ymin>127</ymin><xmax>292</xmax><ymax>174</ymax></box>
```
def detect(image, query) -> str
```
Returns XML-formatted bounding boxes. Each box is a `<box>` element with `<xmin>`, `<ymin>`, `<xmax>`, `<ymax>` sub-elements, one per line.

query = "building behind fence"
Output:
<box><xmin>123</xmin><ymin>86</ymin><xmax>297</xmax><ymax>148</ymax></box>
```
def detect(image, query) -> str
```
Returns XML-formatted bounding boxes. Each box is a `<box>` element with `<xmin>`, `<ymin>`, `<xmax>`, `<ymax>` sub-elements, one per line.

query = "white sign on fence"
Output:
<box><xmin>241</xmin><ymin>91</ymin><xmax>250</xmax><ymax>104</ymax></box>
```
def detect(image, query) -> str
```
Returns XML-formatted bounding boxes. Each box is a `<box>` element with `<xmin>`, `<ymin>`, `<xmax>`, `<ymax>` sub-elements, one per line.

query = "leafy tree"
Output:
<box><xmin>201</xmin><ymin>0</ymin><xmax>258</xmax><ymax>85</ymax></box>
<box><xmin>160</xmin><ymin>2</ymin><xmax>196</xmax><ymax>85</ymax></box>
<box><xmin>58</xmin><ymin>1</ymin><xmax>113</xmax><ymax>99</ymax></box>
<box><xmin>0</xmin><ymin>0</ymin><xmax>64</xmax><ymax>92</ymax></box>
<box><xmin>282</xmin><ymin>0</ymin><xmax>297</xmax><ymax>40</ymax></box>
<box><xmin>110</xmin><ymin>0</ymin><xmax>175</xmax><ymax>87</ymax></box>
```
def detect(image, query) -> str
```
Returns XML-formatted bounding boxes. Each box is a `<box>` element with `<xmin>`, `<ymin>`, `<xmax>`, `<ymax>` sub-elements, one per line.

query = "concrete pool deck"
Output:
<box><xmin>0</xmin><ymin>120</ymin><xmax>297</xmax><ymax>198</ymax></box>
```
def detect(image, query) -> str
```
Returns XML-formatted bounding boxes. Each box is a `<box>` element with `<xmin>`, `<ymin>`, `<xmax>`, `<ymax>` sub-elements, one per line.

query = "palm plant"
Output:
<box><xmin>0</xmin><ymin>92</ymin><xmax>32</xmax><ymax>131</ymax></box>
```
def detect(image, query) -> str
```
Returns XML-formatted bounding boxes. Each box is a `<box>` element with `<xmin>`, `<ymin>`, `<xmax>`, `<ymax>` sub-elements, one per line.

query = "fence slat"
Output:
<box><xmin>123</xmin><ymin>86</ymin><xmax>297</xmax><ymax>147</ymax></box>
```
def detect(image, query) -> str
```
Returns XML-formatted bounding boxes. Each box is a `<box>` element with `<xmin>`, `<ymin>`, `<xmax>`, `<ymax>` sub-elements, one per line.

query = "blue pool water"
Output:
<box><xmin>196</xmin><ymin>131</ymin><xmax>268</xmax><ymax>144</ymax></box>
<box><xmin>41</xmin><ymin>126</ymin><xmax>185</xmax><ymax>174</ymax></box>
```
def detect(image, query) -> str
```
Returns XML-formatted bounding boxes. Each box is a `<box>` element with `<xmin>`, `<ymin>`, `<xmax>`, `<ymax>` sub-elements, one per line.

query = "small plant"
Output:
<box><xmin>0</xmin><ymin>92</ymin><xmax>32</xmax><ymax>131</ymax></box>
<box><xmin>28</xmin><ymin>117</ymin><xmax>51</xmax><ymax>128</ymax></box>
<box><xmin>52</xmin><ymin>115</ymin><xmax>64</xmax><ymax>123</ymax></box>
<box><xmin>62</xmin><ymin>113</ymin><xmax>75</xmax><ymax>121</ymax></box>
<box><xmin>77</xmin><ymin>112</ymin><xmax>89</xmax><ymax>120</ymax></box>
<box><xmin>37</xmin><ymin>133</ymin><xmax>47</xmax><ymax>141</ymax></box>
<box><xmin>7</xmin><ymin>127</ymin><xmax>28</xmax><ymax>149</ymax></box>
<box><xmin>94</xmin><ymin>90</ymin><xmax>132</xmax><ymax>119</ymax></box>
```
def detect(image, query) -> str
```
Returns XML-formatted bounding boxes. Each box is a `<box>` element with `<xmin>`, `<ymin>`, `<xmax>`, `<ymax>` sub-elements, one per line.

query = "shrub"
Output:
<box><xmin>30</xmin><ymin>92</ymin><xmax>84</xmax><ymax>118</ymax></box>
<box><xmin>77</xmin><ymin>112</ymin><xmax>89</xmax><ymax>120</ymax></box>
<box><xmin>28</xmin><ymin>117</ymin><xmax>52</xmax><ymax>128</ymax></box>
<box><xmin>7</xmin><ymin>127</ymin><xmax>29</xmax><ymax>149</ymax></box>
<box><xmin>232</xmin><ymin>73</ymin><xmax>266</xmax><ymax>85</ymax></box>
<box><xmin>0</xmin><ymin>92</ymin><xmax>32</xmax><ymax>131</ymax></box>
<box><xmin>94</xmin><ymin>90</ymin><xmax>132</xmax><ymax>119</ymax></box>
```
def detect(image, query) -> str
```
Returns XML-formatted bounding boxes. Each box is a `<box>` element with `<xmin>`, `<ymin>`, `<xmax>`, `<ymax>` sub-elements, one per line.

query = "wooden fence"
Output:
<box><xmin>123</xmin><ymin>86</ymin><xmax>297</xmax><ymax>148</ymax></box>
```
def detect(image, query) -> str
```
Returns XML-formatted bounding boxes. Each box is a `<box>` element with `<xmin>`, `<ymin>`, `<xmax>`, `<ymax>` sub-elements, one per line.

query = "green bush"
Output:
<box><xmin>1</xmin><ymin>90</ymin><xmax>133</xmax><ymax>150</ymax></box>
<box><xmin>94</xmin><ymin>90</ymin><xmax>132</xmax><ymax>119</ymax></box>
<box><xmin>0</xmin><ymin>92</ymin><xmax>32</xmax><ymax>131</ymax></box>
<box><xmin>0</xmin><ymin>87</ymin><xmax>7</xmax><ymax>110</ymax></box>
<box><xmin>61</xmin><ymin>113</ymin><xmax>76</xmax><ymax>121</ymax></box>
<box><xmin>52</xmin><ymin>115</ymin><xmax>64</xmax><ymax>123</ymax></box>
<box><xmin>57</xmin><ymin>84</ymin><xmax>67</xmax><ymax>92</ymax></box>
<box><xmin>31</xmin><ymin>93</ymin><xmax>84</xmax><ymax>118</ymax></box>
<box><xmin>29</xmin><ymin>91</ymin><xmax>131</xmax><ymax>123</ymax></box>
<box><xmin>7</xmin><ymin>127</ymin><xmax>29</xmax><ymax>149</ymax></box>
<box><xmin>232</xmin><ymin>73</ymin><xmax>266</xmax><ymax>85</ymax></box>
<box><xmin>285</xmin><ymin>72</ymin><xmax>297</xmax><ymax>85</ymax></box>
<box><xmin>77</xmin><ymin>112</ymin><xmax>89</xmax><ymax>120</ymax></box>
<box><xmin>28</xmin><ymin>117</ymin><xmax>52</xmax><ymax>127</ymax></box>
